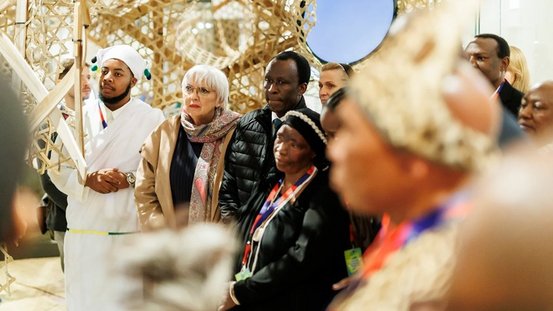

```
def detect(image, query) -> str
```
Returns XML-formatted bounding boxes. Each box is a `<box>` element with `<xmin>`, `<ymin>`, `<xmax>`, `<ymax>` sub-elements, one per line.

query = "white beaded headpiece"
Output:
<box><xmin>285</xmin><ymin>110</ymin><xmax>327</xmax><ymax>145</ymax></box>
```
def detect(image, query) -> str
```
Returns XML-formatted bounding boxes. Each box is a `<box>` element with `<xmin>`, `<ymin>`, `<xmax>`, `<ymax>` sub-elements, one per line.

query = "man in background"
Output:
<box><xmin>466</xmin><ymin>34</ymin><xmax>526</xmax><ymax>147</ymax></box>
<box><xmin>466</xmin><ymin>33</ymin><xmax>523</xmax><ymax>116</ymax></box>
<box><xmin>38</xmin><ymin>58</ymin><xmax>92</xmax><ymax>271</ymax></box>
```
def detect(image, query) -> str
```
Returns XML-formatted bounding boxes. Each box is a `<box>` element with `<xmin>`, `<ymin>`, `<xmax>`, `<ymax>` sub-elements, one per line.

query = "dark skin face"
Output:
<box><xmin>328</xmin><ymin>63</ymin><xmax>497</xmax><ymax>221</ymax></box>
<box><xmin>274</xmin><ymin>124</ymin><xmax>315</xmax><ymax>180</ymax></box>
<box><xmin>264</xmin><ymin>59</ymin><xmax>308</xmax><ymax>117</ymax></box>
<box><xmin>518</xmin><ymin>82</ymin><xmax>553</xmax><ymax>140</ymax></box>
<box><xmin>99</xmin><ymin>58</ymin><xmax>137</xmax><ymax>111</ymax></box>
<box><xmin>327</xmin><ymin>99</ymin><xmax>411</xmax><ymax>216</ymax></box>
<box><xmin>465</xmin><ymin>38</ymin><xmax>509</xmax><ymax>89</ymax></box>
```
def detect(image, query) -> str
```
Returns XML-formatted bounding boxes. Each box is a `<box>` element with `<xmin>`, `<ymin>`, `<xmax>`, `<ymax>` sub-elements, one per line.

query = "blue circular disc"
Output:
<box><xmin>307</xmin><ymin>0</ymin><xmax>396</xmax><ymax>64</ymax></box>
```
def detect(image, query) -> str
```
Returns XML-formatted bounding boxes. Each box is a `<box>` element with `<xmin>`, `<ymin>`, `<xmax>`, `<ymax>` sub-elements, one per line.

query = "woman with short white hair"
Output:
<box><xmin>136</xmin><ymin>64</ymin><xmax>241</xmax><ymax>229</ymax></box>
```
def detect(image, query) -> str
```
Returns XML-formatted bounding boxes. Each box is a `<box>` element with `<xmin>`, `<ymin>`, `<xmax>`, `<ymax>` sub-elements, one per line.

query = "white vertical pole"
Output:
<box><xmin>74</xmin><ymin>1</ymin><xmax>85</xmax><ymax>158</ymax></box>
<box><xmin>12</xmin><ymin>0</ymin><xmax>28</xmax><ymax>93</ymax></box>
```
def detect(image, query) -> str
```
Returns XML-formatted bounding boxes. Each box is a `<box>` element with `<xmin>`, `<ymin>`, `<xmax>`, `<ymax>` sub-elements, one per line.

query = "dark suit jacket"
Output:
<box><xmin>498</xmin><ymin>107</ymin><xmax>527</xmax><ymax>148</ymax></box>
<box><xmin>499</xmin><ymin>80</ymin><xmax>524</xmax><ymax>118</ymax></box>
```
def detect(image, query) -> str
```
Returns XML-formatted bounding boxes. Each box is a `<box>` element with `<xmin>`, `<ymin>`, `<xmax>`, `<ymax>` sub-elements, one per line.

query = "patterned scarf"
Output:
<box><xmin>180</xmin><ymin>107</ymin><xmax>240</xmax><ymax>224</ymax></box>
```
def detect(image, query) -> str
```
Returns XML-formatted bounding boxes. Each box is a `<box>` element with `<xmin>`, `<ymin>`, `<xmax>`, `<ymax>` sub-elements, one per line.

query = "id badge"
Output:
<box><xmin>344</xmin><ymin>247</ymin><xmax>363</xmax><ymax>276</ymax></box>
<box><xmin>235</xmin><ymin>266</ymin><xmax>253</xmax><ymax>281</ymax></box>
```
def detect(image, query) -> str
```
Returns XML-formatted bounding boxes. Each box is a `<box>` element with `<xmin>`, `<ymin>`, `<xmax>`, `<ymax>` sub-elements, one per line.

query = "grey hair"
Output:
<box><xmin>181</xmin><ymin>64</ymin><xmax>229</xmax><ymax>108</ymax></box>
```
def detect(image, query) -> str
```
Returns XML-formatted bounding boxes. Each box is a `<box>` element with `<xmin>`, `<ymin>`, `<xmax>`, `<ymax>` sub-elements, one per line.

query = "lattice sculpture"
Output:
<box><xmin>0</xmin><ymin>244</ymin><xmax>16</xmax><ymax>296</ymax></box>
<box><xmin>85</xmin><ymin>0</ymin><xmax>319</xmax><ymax>112</ymax></box>
<box><xmin>223</xmin><ymin>0</ymin><xmax>319</xmax><ymax>113</ymax></box>
<box><xmin>0</xmin><ymin>2</ymin><xmax>88</xmax><ymax>178</ymax></box>
<box><xmin>25</xmin><ymin>1</ymin><xmax>75</xmax><ymax>90</ymax></box>
<box><xmin>0</xmin><ymin>1</ymin><xmax>16</xmax><ymax>40</ymax></box>
<box><xmin>0</xmin><ymin>0</ymin><xmax>440</xmax><ymax>176</ymax></box>
<box><xmin>397</xmin><ymin>0</ymin><xmax>443</xmax><ymax>13</ymax></box>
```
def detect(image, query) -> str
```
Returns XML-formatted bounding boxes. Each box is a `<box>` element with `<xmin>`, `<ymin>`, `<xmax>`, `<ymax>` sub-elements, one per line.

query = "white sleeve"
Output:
<box><xmin>47</xmin><ymin>140</ymin><xmax>89</xmax><ymax>202</ymax></box>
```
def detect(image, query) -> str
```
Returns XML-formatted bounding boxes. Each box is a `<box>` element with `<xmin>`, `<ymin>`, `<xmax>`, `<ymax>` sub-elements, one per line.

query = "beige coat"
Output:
<box><xmin>135</xmin><ymin>115</ymin><xmax>234</xmax><ymax>230</ymax></box>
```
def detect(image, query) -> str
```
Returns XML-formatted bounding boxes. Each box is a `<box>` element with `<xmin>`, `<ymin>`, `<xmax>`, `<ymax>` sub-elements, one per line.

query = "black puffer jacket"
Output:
<box><xmin>219</xmin><ymin>98</ymin><xmax>307</xmax><ymax>221</ymax></box>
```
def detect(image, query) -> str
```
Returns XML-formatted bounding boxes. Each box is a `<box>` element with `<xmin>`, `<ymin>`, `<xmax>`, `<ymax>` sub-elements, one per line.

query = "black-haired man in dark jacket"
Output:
<box><xmin>219</xmin><ymin>51</ymin><xmax>313</xmax><ymax>222</ymax></box>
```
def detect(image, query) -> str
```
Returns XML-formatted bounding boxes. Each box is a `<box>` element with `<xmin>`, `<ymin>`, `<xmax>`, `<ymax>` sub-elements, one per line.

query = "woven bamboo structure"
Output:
<box><xmin>397</xmin><ymin>0</ymin><xmax>442</xmax><ymax>12</ymax></box>
<box><xmin>0</xmin><ymin>0</ymin><xmax>440</xmax><ymax>175</ymax></box>
<box><xmin>88</xmin><ymin>0</ymin><xmax>320</xmax><ymax>112</ymax></box>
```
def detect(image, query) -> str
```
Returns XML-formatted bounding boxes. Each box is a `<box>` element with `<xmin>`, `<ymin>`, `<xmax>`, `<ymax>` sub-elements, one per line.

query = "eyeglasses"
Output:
<box><xmin>184</xmin><ymin>85</ymin><xmax>213</xmax><ymax>97</ymax></box>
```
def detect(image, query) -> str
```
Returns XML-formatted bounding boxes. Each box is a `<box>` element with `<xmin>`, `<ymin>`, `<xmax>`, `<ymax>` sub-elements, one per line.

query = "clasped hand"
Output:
<box><xmin>85</xmin><ymin>168</ymin><xmax>129</xmax><ymax>194</ymax></box>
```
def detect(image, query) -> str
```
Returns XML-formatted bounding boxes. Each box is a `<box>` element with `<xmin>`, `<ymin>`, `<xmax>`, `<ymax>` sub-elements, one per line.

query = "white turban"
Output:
<box><xmin>92</xmin><ymin>44</ymin><xmax>150</xmax><ymax>80</ymax></box>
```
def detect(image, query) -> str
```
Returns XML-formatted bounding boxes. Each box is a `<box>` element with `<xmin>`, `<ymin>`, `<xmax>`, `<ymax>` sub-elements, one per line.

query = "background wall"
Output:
<box><xmin>474</xmin><ymin>0</ymin><xmax>553</xmax><ymax>86</ymax></box>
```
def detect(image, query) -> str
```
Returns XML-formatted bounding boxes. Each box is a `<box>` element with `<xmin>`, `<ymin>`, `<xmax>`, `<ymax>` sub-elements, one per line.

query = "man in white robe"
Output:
<box><xmin>49</xmin><ymin>45</ymin><xmax>165</xmax><ymax>310</ymax></box>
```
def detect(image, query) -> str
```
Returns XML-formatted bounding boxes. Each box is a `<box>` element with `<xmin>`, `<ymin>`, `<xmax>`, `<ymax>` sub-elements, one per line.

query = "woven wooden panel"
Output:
<box><xmin>0</xmin><ymin>1</ymin><xmax>75</xmax><ymax>174</ymax></box>
<box><xmin>0</xmin><ymin>49</ymin><xmax>63</xmax><ymax>174</ymax></box>
<box><xmin>86</xmin><ymin>0</ymin><xmax>318</xmax><ymax>112</ymax></box>
<box><xmin>222</xmin><ymin>0</ymin><xmax>318</xmax><ymax>113</ymax></box>
<box><xmin>0</xmin><ymin>1</ymin><xmax>16</xmax><ymax>38</ymax></box>
<box><xmin>0</xmin><ymin>47</ymin><xmax>13</xmax><ymax>81</ymax></box>
<box><xmin>397</xmin><ymin>0</ymin><xmax>442</xmax><ymax>13</ymax></box>
<box><xmin>25</xmin><ymin>1</ymin><xmax>74</xmax><ymax>90</ymax></box>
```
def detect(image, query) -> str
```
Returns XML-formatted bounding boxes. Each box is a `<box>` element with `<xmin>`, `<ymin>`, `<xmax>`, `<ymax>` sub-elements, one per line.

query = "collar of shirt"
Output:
<box><xmin>271</xmin><ymin>111</ymin><xmax>281</xmax><ymax>122</ymax></box>
<box><xmin>271</xmin><ymin>111</ymin><xmax>282</xmax><ymax>135</ymax></box>
<box><xmin>103</xmin><ymin>97</ymin><xmax>133</xmax><ymax>121</ymax></box>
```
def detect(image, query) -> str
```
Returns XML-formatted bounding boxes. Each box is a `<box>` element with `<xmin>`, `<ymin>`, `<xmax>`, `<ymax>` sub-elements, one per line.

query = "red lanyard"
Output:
<box><xmin>98</xmin><ymin>102</ymin><xmax>108</xmax><ymax>129</ymax></box>
<box><xmin>360</xmin><ymin>192</ymin><xmax>471</xmax><ymax>279</ymax></box>
<box><xmin>240</xmin><ymin>165</ymin><xmax>316</xmax><ymax>268</ymax></box>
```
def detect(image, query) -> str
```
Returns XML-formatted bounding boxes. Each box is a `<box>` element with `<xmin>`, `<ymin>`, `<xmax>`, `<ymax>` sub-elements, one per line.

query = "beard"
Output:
<box><xmin>99</xmin><ymin>81</ymin><xmax>132</xmax><ymax>105</ymax></box>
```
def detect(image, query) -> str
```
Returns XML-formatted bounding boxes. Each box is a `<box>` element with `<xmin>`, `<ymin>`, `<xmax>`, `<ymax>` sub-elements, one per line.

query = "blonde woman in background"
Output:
<box><xmin>318</xmin><ymin>62</ymin><xmax>353</xmax><ymax>105</ymax></box>
<box><xmin>506</xmin><ymin>45</ymin><xmax>530</xmax><ymax>93</ymax></box>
